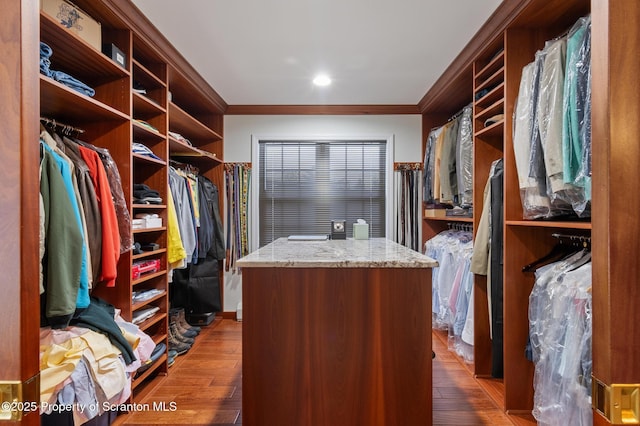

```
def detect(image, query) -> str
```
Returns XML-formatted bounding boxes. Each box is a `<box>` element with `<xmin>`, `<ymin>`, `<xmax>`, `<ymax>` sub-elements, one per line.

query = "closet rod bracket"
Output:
<box><xmin>593</xmin><ymin>377</ymin><xmax>640</xmax><ymax>424</ymax></box>
<box><xmin>0</xmin><ymin>374</ymin><xmax>39</xmax><ymax>421</ymax></box>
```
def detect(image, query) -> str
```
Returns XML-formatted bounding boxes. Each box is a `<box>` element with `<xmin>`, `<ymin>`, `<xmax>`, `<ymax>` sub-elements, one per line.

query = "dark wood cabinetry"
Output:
<box><xmin>1</xmin><ymin>0</ymin><xmax>226</xmax><ymax>416</ymax></box>
<box><xmin>3</xmin><ymin>0</ymin><xmax>640</xmax><ymax>425</ymax></box>
<box><xmin>422</xmin><ymin>0</ymin><xmax>640</xmax><ymax>424</ymax></box>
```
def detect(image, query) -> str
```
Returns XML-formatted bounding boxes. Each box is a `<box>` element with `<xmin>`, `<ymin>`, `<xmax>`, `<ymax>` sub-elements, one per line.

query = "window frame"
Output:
<box><xmin>250</xmin><ymin>134</ymin><xmax>394</xmax><ymax>250</ymax></box>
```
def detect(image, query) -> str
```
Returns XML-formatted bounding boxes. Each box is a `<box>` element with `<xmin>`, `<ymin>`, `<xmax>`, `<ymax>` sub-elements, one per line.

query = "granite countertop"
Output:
<box><xmin>236</xmin><ymin>237</ymin><xmax>437</xmax><ymax>268</ymax></box>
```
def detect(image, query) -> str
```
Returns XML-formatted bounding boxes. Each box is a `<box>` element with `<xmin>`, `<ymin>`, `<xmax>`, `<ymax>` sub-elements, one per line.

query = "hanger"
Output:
<box><xmin>522</xmin><ymin>233</ymin><xmax>591</xmax><ymax>272</ymax></box>
<box><xmin>169</xmin><ymin>159</ymin><xmax>199</xmax><ymax>175</ymax></box>
<box><xmin>40</xmin><ymin>116</ymin><xmax>85</xmax><ymax>136</ymax></box>
<box><xmin>522</xmin><ymin>243</ymin><xmax>572</xmax><ymax>273</ymax></box>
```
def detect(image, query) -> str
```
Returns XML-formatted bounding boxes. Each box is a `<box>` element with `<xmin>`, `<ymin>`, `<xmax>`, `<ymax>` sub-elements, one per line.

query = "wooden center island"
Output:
<box><xmin>237</xmin><ymin>237</ymin><xmax>437</xmax><ymax>426</ymax></box>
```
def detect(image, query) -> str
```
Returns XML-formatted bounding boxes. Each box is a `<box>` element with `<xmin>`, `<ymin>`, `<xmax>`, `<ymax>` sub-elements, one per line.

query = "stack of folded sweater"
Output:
<box><xmin>133</xmin><ymin>184</ymin><xmax>162</xmax><ymax>204</ymax></box>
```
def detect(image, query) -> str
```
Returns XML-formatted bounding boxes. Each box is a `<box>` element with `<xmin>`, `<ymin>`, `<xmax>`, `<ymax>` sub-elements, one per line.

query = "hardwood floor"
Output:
<box><xmin>119</xmin><ymin>318</ymin><xmax>533</xmax><ymax>425</ymax></box>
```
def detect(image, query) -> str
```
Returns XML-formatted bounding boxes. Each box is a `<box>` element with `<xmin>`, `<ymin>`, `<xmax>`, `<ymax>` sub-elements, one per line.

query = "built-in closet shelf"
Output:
<box><xmin>133</xmin><ymin>248</ymin><xmax>167</xmax><ymax>260</ymax></box>
<box><xmin>40</xmin><ymin>12</ymin><xmax>130</xmax><ymax>84</ymax></box>
<box><xmin>506</xmin><ymin>220</ymin><xmax>592</xmax><ymax>229</ymax></box>
<box><xmin>169</xmin><ymin>102</ymin><xmax>223</xmax><ymax>141</ymax></box>
<box><xmin>424</xmin><ymin>216</ymin><xmax>473</xmax><ymax>223</ymax></box>
<box><xmin>132</xmin><ymin>59</ymin><xmax>167</xmax><ymax>89</ymax></box>
<box><xmin>133</xmin><ymin>92</ymin><xmax>166</xmax><ymax>117</ymax></box>
<box><xmin>132</xmin><ymin>354</ymin><xmax>167</xmax><ymax>389</ymax></box>
<box><xmin>133</xmin><ymin>152</ymin><xmax>167</xmax><ymax>166</ymax></box>
<box><xmin>31</xmin><ymin>0</ymin><xmax>226</xmax><ymax>409</ymax></box>
<box><xmin>132</xmin><ymin>204</ymin><xmax>167</xmax><ymax>210</ymax></box>
<box><xmin>133</xmin><ymin>227</ymin><xmax>167</xmax><ymax>234</ymax></box>
<box><xmin>169</xmin><ymin>138</ymin><xmax>222</xmax><ymax>166</ymax></box>
<box><xmin>475</xmin><ymin>121</ymin><xmax>504</xmax><ymax>139</ymax></box>
<box><xmin>132</xmin><ymin>293</ymin><xmax>167</xmax><ymax>312</ymax></box>
<box><xmin>475</xmin><ymin>67</ymin><xmax>504</xmax><ymax>95</ymax></box>
<box><xmin>475</xmin><ymin>98</ymin><xmax>504</xmax><ymax>122</ymax></box>
<box><xmin>474</xmin><ymin>82</ymin><xmax>505</xmax><ymax>109</ymax></box>
<box><xmin>132</xmin><ymin>45</ymin><xmax>167</xmax><ymax>81</ymax></box>
<box><xmin>151</xmin><ymin>334</ymin><xmax>167</xmax><ymax>347</ymax></box>
<box><xmin>137</xmin><ymin>313</ymin><xmax>167</xmax><ymax>333</ymax></box>
<box><xmin>132</xmin><ymin>270</ymin><xmax>167</xmax><ymax>286</ymax></box>
<box><xmin>133</xmin><ymin>120</ymin><xmax>165</xmax><ymax>140</ymax></box>
<box><xmin>475</xmin><ymin>50</ymin><xmax>505</xmax><ymax>83</ymax></box>
<box><xmin>40</xmin><ymin>76</ymin><xmax>129</xmax><ymax>123</ymax></box>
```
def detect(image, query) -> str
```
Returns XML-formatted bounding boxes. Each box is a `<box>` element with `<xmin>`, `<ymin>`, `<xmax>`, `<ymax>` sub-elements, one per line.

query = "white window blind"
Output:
<box><xmin>258</xmin><ymin>140</ymin><xmax>387</xmax><ymax>246</ymax></box>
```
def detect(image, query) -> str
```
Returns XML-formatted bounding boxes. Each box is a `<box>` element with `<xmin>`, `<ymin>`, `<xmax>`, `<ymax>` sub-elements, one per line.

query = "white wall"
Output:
<box><xmin>222</xmin><ymin>114</ymin><xmax>422</xmax><ymax>312</ymax></box>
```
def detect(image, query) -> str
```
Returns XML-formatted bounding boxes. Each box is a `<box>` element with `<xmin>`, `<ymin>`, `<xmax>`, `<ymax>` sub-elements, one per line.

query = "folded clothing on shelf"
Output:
<box><xmin>133</xmin><ymin>142</ymin><xmax>162</xmax><ymax>161</ymax></box>
<box><xmin>39</xmin><ymin>41</ymin><xmax>96</xmax><ymax>97</ymax></box>
<box><xmin>132</xmin><ymin>288</ymin><xmax>164</xmax><ymax>303</ymax></box>
<box><xmin>134</xmin><ymin>119</ymin><xmax>159</xmax><ymax>133</ymax></box>
<box><xmin>132</xmin><ymin>306</ymin><xmax>160</xmax><ymax>324</ymax></box>
<box><xmin>132</xmin><ymin>81</ymin><xmax>147</xmax><ymax>94</ymax></box>
<box><xmin>168</xmin><ymin>131</ymin><xmax>192</xmax><ymax>146</ymax></box>
<box><xmin>133</xmin><ymin>183</ymin><xmax>162</xmax><ymax>204</ymax></box>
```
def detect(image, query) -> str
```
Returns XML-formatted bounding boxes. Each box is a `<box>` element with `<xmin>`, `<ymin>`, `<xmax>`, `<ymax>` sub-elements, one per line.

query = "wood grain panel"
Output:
<box><xmin>242</xmin><ymin>267</ymin><xmax>432</xmax><ymax>426</ymax></box>
<box><xmin>591</xmin><ymin>0</ymin><xmax>640</xmax><ymax>393</ymax></box>
<box><xmin>1</xmin><ymin>1</ymin><xmax>40</xmax><ymax>424</ymax></box>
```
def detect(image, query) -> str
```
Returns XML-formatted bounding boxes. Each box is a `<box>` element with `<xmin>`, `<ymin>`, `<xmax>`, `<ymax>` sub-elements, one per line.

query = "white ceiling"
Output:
<box><xmin>130</xmin><ymin>0</ymin><xmax>503</xmax><ymax>106</ymax></box>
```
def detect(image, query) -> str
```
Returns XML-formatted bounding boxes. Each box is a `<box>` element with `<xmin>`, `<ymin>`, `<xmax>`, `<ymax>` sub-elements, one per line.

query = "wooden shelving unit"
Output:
<box><xmin>421</xmin><ymin>0</ymin><xmax>593</xmax><ymax>422</ymax></box>
<box><xmin>36</xmin><ymin>0</ymin><xmax>226</xmax><ymax>405</ymax></box>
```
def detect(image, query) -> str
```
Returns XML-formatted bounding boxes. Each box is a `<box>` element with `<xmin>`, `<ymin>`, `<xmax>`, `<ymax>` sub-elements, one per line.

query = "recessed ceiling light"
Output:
<box><xmin>313</xmin><ymin>74</ymin><xmax>331</xmax><ymax>86</ymax></box>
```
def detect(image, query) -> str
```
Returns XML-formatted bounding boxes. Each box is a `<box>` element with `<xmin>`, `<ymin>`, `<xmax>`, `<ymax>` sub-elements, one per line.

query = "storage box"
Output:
<box><xmin>134</xmin><ymin>213</ymin><xmax>162</xmax><ymax>229</ymax></box>
<box><xmin>145</xmin><ymin>217</ymin><xmax>162</xmax><ymax>229</ymax></box>
<box><xmin>103</xmin><ymin>43</ymin><xmax>126</xmax><ymax>69</ymax></box>
<box><xmin>40</xmin><ymin>0</ymin><xmax>102</xmax><ymax>51</ymax></box>
<box><xmin>131</xmin><ymin>259</ymin><xmax>161</xmax><ymax>280</ymax></box>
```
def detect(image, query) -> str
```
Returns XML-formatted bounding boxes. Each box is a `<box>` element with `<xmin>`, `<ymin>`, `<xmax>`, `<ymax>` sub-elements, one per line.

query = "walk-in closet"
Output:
<box><xmin>2</xmin><ymin>0</ymin><xmax>639</xmax><ymax>425</ymax></box>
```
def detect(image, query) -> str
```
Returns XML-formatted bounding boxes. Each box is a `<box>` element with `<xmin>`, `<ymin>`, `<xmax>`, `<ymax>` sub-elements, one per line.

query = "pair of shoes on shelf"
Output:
<box><xmin>136</xmin><ymin>342</ymin><xmax>167</xmax><ymax>377</ymax></box>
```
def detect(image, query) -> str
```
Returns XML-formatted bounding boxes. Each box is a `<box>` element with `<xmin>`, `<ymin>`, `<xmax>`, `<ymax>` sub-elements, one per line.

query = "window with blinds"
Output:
<box><xmin>258</xmin><ymin>140</ymin><xmax>387</xmax><ymax>246</ymax></box>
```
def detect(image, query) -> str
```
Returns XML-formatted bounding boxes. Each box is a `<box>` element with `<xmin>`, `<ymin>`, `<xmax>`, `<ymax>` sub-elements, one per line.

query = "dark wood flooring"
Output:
<box><xmin>119</xmin><ymin>318</ymin><xmax>535</xmax><ymax>425</ymax></box>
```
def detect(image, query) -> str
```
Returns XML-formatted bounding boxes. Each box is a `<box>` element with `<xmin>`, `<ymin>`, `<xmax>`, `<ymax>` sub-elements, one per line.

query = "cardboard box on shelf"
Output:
<box><xmin>41</xmin><ymin>0</ymin><xmax>102</xmax><ymax>51</ymax></box>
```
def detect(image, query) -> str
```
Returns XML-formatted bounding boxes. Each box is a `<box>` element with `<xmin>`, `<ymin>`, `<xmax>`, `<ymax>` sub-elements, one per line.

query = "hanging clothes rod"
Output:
<box><xmin>224</xmin><ymin>162</ymin><xmax>252</xmax><ymax>171</ymax></box>
<box><xmin>169</xmin><ymin>159</ymin><xmax>199</xmax><ymax>174</ymax></box>
<box><xmin>394</xmin><ymin>162</ymin><xmax>423</xmax><ymax>171</ymax></box>
<box><xmin>551</xmin><ymin>232</ymin><xmax>591</xmax><ymax>248</ymax></box>
<box><xmin>447</xmin><ymin>222</ymin><xmax>473</xmax><ymax>232</ymax></box>
<box><xmin>446</xmin><ymin>108</ymin><xmax>465</xmax><ymax>123</ymax></box>
<box><xmin>40</xmin><ymin>116</ymin><xmax>85</xmax><ymax>134</ymax></box>
<box><xmin>429</xmin><ymin>102</ymin><xmax>472</xmax><ymax>132</ymax></box>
